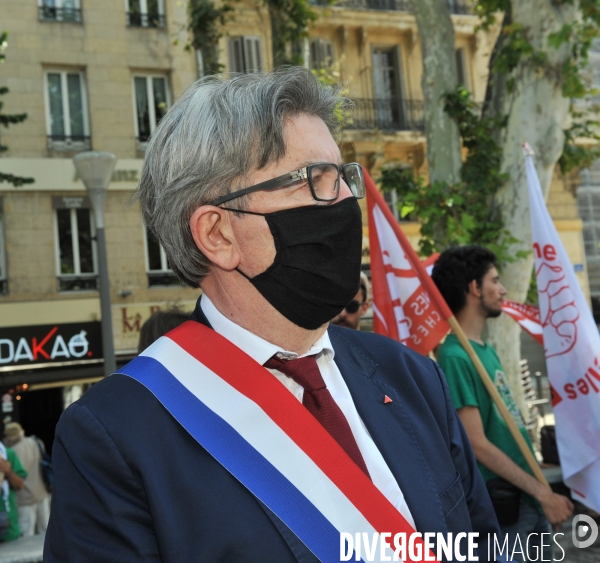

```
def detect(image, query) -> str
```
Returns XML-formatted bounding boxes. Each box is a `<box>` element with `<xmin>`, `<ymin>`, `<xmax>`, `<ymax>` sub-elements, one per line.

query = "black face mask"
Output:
<box><xmin>232</xmin><ymin>197</ymin><xmax>363</xmax><ymax>330</ymax></box>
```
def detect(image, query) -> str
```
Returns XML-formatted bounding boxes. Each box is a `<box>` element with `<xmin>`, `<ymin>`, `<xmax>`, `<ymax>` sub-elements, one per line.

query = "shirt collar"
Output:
<box><xmin>200</xmin><ymin>295</ymin><xmax>334</xmax><ymax>365</ymax></box>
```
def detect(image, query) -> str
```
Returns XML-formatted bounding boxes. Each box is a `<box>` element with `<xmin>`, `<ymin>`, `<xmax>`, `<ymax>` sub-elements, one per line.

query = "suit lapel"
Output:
<box><xmin>329</xmin><ymin>328</ymin><xmax>449</xmax><ymax>534</ymax></box>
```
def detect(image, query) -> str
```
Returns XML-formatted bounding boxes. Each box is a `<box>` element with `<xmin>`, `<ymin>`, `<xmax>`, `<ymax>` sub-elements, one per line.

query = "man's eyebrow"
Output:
<box><xmin>298</xmin><ymin>159</ymin><xmax>343</xmax><ymax>168</ymax></box>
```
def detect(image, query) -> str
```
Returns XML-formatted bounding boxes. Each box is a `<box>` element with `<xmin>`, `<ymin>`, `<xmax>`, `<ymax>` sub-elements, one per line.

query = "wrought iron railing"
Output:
<box><xmin>39</xmin><ymin>6</ymin><xmax>82</xmax><ymax>23</ymax></box>
<box><xmin>47</xmin><ymin>135</ymin><xmax>92</xmax><ymax>151</ymax></box>
<box><xmin>126</xmin><ymin>12</ymin><xmax>166</xmax><ymax>28</ymax></box>
<box><xmin>58</xmin><ymin>275</ymin><xmax>98</xmax><ymax>292</ymax></box>
<box><xmin>346</xmin><ymin>98</ymin><xmax>425</xmax><ymax>132</ymax></box>
<box><xmin>310</xmin><ymin>0</ymin><xmax>472</xmax><ymax>13</ymax></box>
<box><xmin>446</xmin><ymin>0</ymin><xmax>473</xmax><ymax>14</ymax></box>
<box><xmin>147</xmin><ymin>272</ymin><xmax>182</xmax><ymax>287</ymax></box>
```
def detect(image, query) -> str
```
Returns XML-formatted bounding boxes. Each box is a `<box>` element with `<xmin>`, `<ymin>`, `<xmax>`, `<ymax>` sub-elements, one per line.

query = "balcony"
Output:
<box><xmin>310</xmin><ymin>0</ymin><xmax>473</xmax><ymax>14</ymax></box>
<box><xmin>38</xmin><ymin>6</ymin><xmax>82</xmax><ymax>23</ymax></box>
<box><xmin>126</xmin><ymin>12</ymin><xmax>166</xmax><ymax>28</ymax></box>
<box><xmin>346</xmin><ymin>98</ymin><xmax>425</xmax><ymax>132</ymax></box>
<box><xmin>47</xmin><ymin>135</ymin><xmax>92</xmax><ymax>152</ymax></box>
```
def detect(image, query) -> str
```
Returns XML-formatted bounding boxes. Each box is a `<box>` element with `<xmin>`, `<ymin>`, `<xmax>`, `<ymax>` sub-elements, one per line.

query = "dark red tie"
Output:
<box><xmin>265</xmin><ymin>354</ymin><xmax>370</xmax><ymax>478</ymax></box>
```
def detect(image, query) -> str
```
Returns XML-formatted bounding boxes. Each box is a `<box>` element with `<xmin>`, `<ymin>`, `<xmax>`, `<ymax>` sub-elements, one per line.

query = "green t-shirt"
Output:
<box><xmin>438</xmin><ymin>334</ymin><xmax>536</xmax><ymax>504</ymax></box>
<box><xmin>2</xmin><ymin>447</ymin><xmax>28</xmax><ymax>542</ymax></box>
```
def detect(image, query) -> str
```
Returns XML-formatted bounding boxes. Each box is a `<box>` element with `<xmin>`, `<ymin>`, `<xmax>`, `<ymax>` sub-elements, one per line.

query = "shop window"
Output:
<box><xmin>309</xmin><ymin>39</ymin><xmax>334</xmax><ymax>69</ymax></box>
<box><xmin>38</xmin><ymin>0</ymin><xmax>82</xmax><ymax>23</ymax></box>
<box><xmin>145</xmin><ymin>229</ymin><xmax>181</xmax><ymax>287</ymax></box>
<box><xmin>54</xmin><ymin>206</ymin><xmax>98</xmax><ymax>291</ymax></box>
<box><xmin>133</xmin><ymin>75</ymin><xmax>170</xmax><ymax>150</ymax></box>
<box><xmin>126</xmin><ymin>0</ymin><xmax>165</xmax><ymax>28</ymax></box>
<box><xmin>228</xmin><ymin>36</ymin><xmax>263</xmax><ymax>74</ymax></box>
<box><xmin>0</xmin><ymin>200</ymin><xmax>6</xmax><ymax>295</ymax></box>
<box><xmin>44</xmin><ymin>70</ymin><xmax>91</xmax><ymax>151</ymax></box>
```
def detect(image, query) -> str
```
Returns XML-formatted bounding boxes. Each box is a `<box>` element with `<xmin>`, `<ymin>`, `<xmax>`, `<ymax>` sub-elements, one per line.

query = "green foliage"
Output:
<box><xmin>480</xmin><ymin>0</ymin><xmax>599</xmax><ymax>248</ymax></box>
<box><xmin>474</xmin><ymin>0</ymin><xmax>508</xmax><ymax>31</ymax></box>
<box><xmin>186</xmin><ymin>0</ymin><xmax>235</xmax><ymax>74</ymax></box>
<box><xmin>526</xmin><ymin>267</ymin><xmax>538</xmax><ymax>305</ymax></box>
<box><xmin>267</xmin><ymin>0</ymin><xmax>318</xmax><ymax>66</ymax></box>
<box><xmin>558</xmin><ymin>110</ymin><xmax>600</xmax><ymax>175</ymax></box>
<box><xmin>380</xmin><ymin>87</ymin><xmax>523</xmax><ymax>266</ymax></box>
<box><xmin>0</xmin><ymin>32</ymin><xmax>34</xmax><ymax>188</ymax></box>
<box><xmin>311</xmin><ymin>59</ymin><xmax>353</xmax><ymax>128</ymax></box>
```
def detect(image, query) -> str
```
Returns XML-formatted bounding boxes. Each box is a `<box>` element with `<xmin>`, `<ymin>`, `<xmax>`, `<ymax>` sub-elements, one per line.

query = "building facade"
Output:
<box><xmin>0</xmin><ymin>0</ymin><xmax>593</xmax><ymax>446</ymax></box>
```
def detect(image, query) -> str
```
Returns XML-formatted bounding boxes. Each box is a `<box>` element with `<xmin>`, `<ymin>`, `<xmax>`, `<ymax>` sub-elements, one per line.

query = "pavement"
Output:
<box><xmin>0</xmin><ymin>534</ymin><xmax>43</xmax><ymax>563</ymax></box>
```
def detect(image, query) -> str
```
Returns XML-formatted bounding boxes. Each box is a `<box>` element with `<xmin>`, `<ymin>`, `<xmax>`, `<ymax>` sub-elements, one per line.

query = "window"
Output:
<box><xmin>383</xmin><ymin>190</ymin><xmax>400</xmax><ymax>221</ymax></box>
<box><xmin>38</xmin><ymin>0</ymin><xmax>82</xmax><ymax>23</ymax></box>
<box><xmin>309</xmin><ymin>39</ymin><xmax>334</xmax><ymax>69</ymax></box>
<box><xmin>133</xmin><ymin>75</ymin><xmax>170</xmax><ymax>150</ymax></box>
<box><xmin>0</xmin><ymin>199</ymin><xmax>6</xmax><ymax>295</ymax></box>
<box><xmin>44</xmin><ymin>71</ymin><xmax>91</xmax><ymax>151</ymax></box>
<box><xmin>578</xmin><ymin>183</ymin><xmax>600</xmax><ymax>298</ymax></box>
<box><xmin>228</xmin><ymin>37</ymin><xmax>263</xmax><ymax>74</ymax></box>
<box><xmin>53</xmin><ymin>200</ymin><xmax>98</xmax><ymax>291</ymax></box>
<box><xmin>455</xmin><ymin>48</ymin><xmax>469</xmax><ymax>89</ymax></box>
<box><xmin>372</xmin><ymin>47</ymin><xmax>407</xmax><ymax>129</ymax></box>
<box><xmin>126</xmin><ymin>0</ymin><xmax>166</xmax><ymax>28</ymax></box>
<box><xmin>144</xmin><ymin>229</ymin><xmax>180</xmax><ymax>287</ymax></box>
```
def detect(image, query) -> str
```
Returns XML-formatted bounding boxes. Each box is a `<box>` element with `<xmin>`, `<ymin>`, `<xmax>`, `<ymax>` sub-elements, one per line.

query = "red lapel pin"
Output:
<box><xmin>384</xmin><ymin>395</ymin><xmax>393</xmax><ymax>404</ymax></box>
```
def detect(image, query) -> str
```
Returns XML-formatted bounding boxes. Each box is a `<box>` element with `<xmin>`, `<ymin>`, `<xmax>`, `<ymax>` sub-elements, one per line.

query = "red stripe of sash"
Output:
<box><xmin>167</xmin><ymin>321</ymin><xmax>438</xmax><ymax>561</ymax></box>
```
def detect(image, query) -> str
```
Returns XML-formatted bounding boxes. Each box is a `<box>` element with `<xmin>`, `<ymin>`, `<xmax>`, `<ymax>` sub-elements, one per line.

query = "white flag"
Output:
<box><xmin>525</xmin><ymin>144</ymin><xmax>600</xmax><ymax>512</ymax></box>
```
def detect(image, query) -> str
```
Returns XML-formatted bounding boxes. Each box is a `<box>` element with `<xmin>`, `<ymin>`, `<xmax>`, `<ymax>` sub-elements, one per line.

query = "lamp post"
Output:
<box><xmin>73</xmin><ymin>152</ymin><xmax>117</xmax><ymax>378</ymax></box>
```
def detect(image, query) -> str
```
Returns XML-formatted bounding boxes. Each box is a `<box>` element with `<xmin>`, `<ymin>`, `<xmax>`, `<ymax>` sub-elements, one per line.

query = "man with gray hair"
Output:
<box><xmin>46</xmin><ymin>67</ymin><xmax>499</xmax><ymax>562</ymax></box>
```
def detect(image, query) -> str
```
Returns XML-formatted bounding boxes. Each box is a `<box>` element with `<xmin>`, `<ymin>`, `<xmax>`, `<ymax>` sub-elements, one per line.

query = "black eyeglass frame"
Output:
<box><xmin>208</xmin><ymin>162</ymin><xmax>365</xmax><ymax>207</ymax></box>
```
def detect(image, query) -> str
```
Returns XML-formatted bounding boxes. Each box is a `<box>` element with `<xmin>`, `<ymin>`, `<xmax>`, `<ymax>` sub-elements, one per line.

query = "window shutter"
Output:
<box><xmin>455</xmin><ymin>48</ymin><xmax>468</xmax><ymax>88</ymax></box>
<box><xmin>243</xmin><ymin>36</ymin><xmax>262</xmax><ymax>73</ymax></box>
<box><xmin>229</xmin><ymin>37</ymin><xmax>244</xmax><ymax>73</ymax></box>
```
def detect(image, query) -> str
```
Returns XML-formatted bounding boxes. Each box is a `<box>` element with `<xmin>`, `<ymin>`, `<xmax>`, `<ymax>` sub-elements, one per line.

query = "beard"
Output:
<box><xmin>480</xmin><ymin>296</ymin><xmax>503</xmax><ymax>318</ymax></box>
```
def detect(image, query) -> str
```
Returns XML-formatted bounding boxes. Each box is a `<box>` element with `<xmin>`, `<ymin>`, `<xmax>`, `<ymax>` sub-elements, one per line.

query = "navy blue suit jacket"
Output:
<box><xmin>45</xmin><ymin>303</ymin><xmax>499</xmax><ymax>562</ymax></box>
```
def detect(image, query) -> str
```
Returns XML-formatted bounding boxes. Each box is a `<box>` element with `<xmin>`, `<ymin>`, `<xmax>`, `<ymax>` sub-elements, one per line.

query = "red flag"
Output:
<box><xmin>501</xmin><ymin>299</ymin><xmax>544</xmax><ymax>346</ymax></box>
<box><xmin>365</xmin><ymin>170</ymin><xmax>451</xmax><ymax>356</ymax></box>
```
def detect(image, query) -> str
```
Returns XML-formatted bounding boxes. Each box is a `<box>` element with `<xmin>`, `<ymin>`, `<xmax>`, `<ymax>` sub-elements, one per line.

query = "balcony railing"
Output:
<box><xmin>58</xmin><ymin>275</ymin><xmax>98</xmax><ymax>292</ymax></box>
<box><xmin>346</xmin><ymin>98</ymin><xmax>425</xmax><ymax>132</ymax></box>
<box><xmin>47</xmin><ymin>135</ymin><xmax>92</xmax><ymax>152</ymax></box>
<box><xmin>310</xmin><ymin>0</ymin><xmax>472</xmax><ymax>13</ymax></box>
<box><xmin>446</xmin><ymin>0</ymin><xmax>473</xmax><ymax>14</ymax></box>
<box><xmin>39</xmin><ymin>6</ymin><xmax>82</xmax><ymax>23</ymax></box>
<box><xmin>126</xmin><ymin>12</ymin><xmax>166</xmax><ymax>28</ymax></box>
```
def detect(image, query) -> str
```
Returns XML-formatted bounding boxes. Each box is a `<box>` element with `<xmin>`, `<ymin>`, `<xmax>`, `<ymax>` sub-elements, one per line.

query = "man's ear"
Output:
<box><xmin>467</xmin><ymin>279</ymin><xmax>481</xmax><ymax>298</ymax></box>
<box><xmin>189</xmin><ymin>206</ymin><xmax>240</xmax><ymax>271</ymax></box>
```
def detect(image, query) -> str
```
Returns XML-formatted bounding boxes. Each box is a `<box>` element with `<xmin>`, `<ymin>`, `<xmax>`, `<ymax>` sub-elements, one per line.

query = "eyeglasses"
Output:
<box><xmin>209</xmin><ymin>162</ymin><xmax>365</xmax><ymax>207</ymax></box>
<box><xmin>344</xmin><ymin>300</ymin><xmax>364</xmax><ymax>314</ymax></box>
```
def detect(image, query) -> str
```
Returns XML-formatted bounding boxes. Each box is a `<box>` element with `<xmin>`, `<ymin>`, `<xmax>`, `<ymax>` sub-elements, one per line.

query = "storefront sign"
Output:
<box><xmin>0</xmin><ymin>322</ymin><xmax>102</xmax><ymax>368</ymax></box>
<box><xmin>112</xmin><ymin>301</ymin><xmax>196</xmax><ymax>352</ymax></box>
<box><xmin>52</xmin><ymin>196</ymin><xmax>90</xmax><ymax>209</ymax></box>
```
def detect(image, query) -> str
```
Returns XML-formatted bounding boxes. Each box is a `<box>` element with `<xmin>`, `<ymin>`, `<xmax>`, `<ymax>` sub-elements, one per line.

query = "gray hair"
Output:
<box><xmin>135</xmin><ymin>66</ymin><xmax>346</xmax><ymax>288</ymax></box>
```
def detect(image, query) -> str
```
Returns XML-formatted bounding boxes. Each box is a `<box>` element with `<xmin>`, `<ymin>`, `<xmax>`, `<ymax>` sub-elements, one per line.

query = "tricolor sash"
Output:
<box><xmin>118</xmin><ymin>321</ymin><xmax>436</xmax><ymax>563</ymax></box>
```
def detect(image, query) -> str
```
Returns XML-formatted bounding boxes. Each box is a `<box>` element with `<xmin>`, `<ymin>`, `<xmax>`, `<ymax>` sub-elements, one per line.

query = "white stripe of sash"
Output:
<box><xmin>141</xmin><ymin>337</ymin><xmax>402</xmax><ymax>562</ymax></box>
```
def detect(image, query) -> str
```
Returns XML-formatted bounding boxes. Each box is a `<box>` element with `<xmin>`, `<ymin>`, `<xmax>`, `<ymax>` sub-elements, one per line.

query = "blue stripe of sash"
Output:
<box><xmin>121</xmin><ymin>355</ymin><xmax>356</xmax><ymax>563</ymax></box>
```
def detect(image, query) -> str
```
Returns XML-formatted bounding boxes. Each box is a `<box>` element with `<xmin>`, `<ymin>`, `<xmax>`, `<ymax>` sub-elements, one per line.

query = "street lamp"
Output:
<box><xmin>73</xmin><ymin>151</ymin><xmax>117</xmax><ymax>378</ymax></box>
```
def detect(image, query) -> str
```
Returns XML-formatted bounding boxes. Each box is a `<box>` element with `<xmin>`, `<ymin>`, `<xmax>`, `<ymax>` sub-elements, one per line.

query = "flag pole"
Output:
<box><xmin>363</xmin><ymin>170</ymin><xmax>550</xmax><ymax>488</ymax></box>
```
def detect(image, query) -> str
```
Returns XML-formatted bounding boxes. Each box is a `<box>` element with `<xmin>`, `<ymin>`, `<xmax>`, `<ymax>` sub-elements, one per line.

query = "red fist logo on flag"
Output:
<box><xmin>536</xmin><ymin>261</ymin><xmax>579</xmax><ymax>358</ymax></box>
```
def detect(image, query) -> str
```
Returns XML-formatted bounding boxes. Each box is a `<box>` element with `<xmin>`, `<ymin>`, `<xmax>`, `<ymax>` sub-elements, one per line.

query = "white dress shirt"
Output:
<box><xmin>201</xmin><ymin>295</ymin><xmax>416</xmax><ymax>528</ymax></box>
